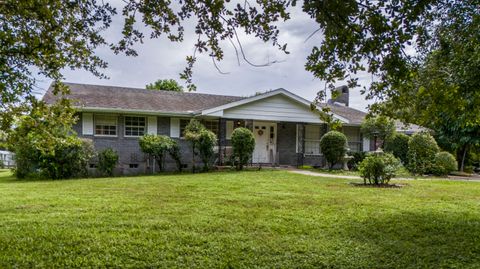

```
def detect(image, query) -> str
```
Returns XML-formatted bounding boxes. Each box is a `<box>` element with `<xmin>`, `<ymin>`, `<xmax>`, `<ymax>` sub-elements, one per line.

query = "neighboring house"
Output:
<box><xmin>43</xmin><ymin>82</ymin><xmax>411</xmax><ymax>174</ymax></box>
<box><xmin>0</xmin><ymin>150</ymin><xmax>15</xmax><ymax>168</ymax></box>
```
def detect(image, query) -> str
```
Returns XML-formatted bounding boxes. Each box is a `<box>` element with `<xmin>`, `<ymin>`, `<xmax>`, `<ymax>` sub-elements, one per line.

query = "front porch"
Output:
<box><xmin>216</xmin><ymin>119</ymin><xmax>328</xmax><ymax>168</ymax></box>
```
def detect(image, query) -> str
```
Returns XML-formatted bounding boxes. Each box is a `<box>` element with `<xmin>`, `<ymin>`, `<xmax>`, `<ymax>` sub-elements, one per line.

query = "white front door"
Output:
<box><xmin>252</xmin><ymin>122</ymin><xmax>276</xmax><ymax>163</ymax></box>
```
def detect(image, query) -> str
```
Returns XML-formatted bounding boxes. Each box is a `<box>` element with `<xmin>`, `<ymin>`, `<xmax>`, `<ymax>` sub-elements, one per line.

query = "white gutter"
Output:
<box><xmin>76</xmin><ymin>106</ymin><xmax>196</xmax><ymax>116</ymax></box>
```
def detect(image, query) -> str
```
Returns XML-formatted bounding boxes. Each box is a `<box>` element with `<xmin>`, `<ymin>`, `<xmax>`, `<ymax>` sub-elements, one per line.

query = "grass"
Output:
<box><xmin>299</xmin><ymin>166</ymin><xmax>435</xmax><ymax>179</ymax></box>
<box><xmin>0</xmin><ymin>169</ymin><xmax>479</xmax><ymax>268</ymax></box>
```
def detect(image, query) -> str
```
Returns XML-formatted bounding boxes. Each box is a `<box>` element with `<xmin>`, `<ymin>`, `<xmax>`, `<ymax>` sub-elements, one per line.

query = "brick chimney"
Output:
<box><xmin>327</xmin><ymin>85</ymin><xmax>349</xmax><ymax>107</ymax></box>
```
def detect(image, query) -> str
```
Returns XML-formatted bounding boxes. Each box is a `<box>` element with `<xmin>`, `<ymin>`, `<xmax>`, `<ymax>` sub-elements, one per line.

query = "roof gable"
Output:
<box><xmin>201</xmin><ymin>89</ymin><xmax>349</xmax><ymax>123</ymax></box>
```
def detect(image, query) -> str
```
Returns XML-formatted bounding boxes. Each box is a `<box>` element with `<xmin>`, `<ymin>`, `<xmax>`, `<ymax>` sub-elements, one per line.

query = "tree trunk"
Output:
<box><xmin>459</xmin><ymin>144</ymin><xmax>468</xmax><ymax>172</ymax></box>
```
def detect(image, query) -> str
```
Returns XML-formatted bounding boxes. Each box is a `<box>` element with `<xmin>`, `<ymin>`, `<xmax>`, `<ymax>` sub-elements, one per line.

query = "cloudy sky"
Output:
<box><xmin>35</xmin><ymin>2</ymin><xmax>374</xmax><ymax>112</ymax></box>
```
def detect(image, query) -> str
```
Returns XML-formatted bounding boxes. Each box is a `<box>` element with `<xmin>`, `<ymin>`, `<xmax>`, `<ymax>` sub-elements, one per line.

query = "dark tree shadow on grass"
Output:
<box><xmin>339</xmin><ymin>210</ymin><xmax>480</xmax><ymax>268</ymax></box>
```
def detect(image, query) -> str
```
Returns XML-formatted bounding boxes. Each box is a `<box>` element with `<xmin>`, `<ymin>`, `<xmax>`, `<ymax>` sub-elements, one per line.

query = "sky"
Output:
<box><xmin>34</xmin><ymin>1</ymin><xmax>374</xmax><ymax>112</ymax></box>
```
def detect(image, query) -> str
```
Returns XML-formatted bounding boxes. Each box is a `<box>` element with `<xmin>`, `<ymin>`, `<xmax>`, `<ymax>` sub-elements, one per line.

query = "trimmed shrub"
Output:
<box><xmin>139</xmin><ymin>134</ymin><xmax>180</xmax><ymax>172</ymax></box>
<box><xmin>432</xmin><ymin>151</ymin><xmax>457</xmax><ymax>176</ymax></box>
<box><xmin>231</xmin><ymin>127</ymin><xmax>255</xmax><ymax>170</ymax></box>
<box><xmin>358</xmin><ymin>152</ymin><xmax>401</xmax><ymax>185</ymax></box>
<box><xmin>97</xmin><ymin>148</ymin><xmax>119</xmax><ymax>176</ymax></box>
<box><xmin>347</xmin><ymin>151</ymin><xmax>367</xmax><ymax>171</ymax></box>
<box><xmin>407</xmin><ymin>132</ymin><xmax>440</xmax><ymax>175</ymax></box>
<box><xmin>197</xmin><ymin>129</ymin><xmax>217</xmax><ymax>171</ymax></box>
<box><xmin>320</xmin><ymin>131</ymin><xmax>347</xmax><ymax>169</ymax></box>
<box><xmin>0</xmin><ymin>159</ymin><xmax>4</xmax><ymax>169</ymax></box>
<box><xmin>384</xmin><ymin>133</ymin><xmax>410</xmax><ymax>164</ymax></box>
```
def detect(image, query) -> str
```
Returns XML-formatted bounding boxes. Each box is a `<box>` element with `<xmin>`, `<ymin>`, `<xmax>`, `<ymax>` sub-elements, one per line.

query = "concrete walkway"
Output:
<box><xmin>288</xmin><ymin>169</ymin><xmax>480</xmax><ymax>182</ymax></box>
<box><xmin>289</xmin><ymin>169</ymin><xmax>362</xmax><ymax>180</ymax></box>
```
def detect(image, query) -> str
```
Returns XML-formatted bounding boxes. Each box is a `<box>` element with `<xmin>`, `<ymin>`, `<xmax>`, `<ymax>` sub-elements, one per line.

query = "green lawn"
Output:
<box><xmin>0</xmin><ymin>169</ymin><xmax>479</xmax><ymax>268</ymax></box>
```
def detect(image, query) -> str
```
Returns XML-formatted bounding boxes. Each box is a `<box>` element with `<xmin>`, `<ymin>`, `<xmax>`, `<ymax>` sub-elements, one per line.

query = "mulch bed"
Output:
<box><xmin>349</xmin><ymin>182</ymin><xmax>408</xmax><ymax>188</ymax></box>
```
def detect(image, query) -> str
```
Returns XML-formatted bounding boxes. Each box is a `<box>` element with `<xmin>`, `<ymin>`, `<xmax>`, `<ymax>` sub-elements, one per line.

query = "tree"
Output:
<box><xmin>3</xmin><ymin>1</ymin><xmax>478</xmax><ymax>133</ymax></box>
<box><xmin>146</xmin><ymin>79</ymin><xmax>183</xmax><ymax>92</ymax></box>
<box><xmin>379</xmin><ymin>2</ymin><xmax>480</xmax><ymax>171</ymax></box>
<box><xmin>361</xmin><ymin>116</ymin><xmax>396</xmax><ymax>149</ymax></box>
<box><xmin>0</xmin><ymin>131</ymin><xmax>7</xmax><ymax>150</ymax></box>
<box><xmin>1</xmin><ymin>1</ymin><xmax>114</xmax><ymax>131</ymax></box>
<box><xmin>7</xmin><ymin>98</ymin><xmax>94</xmax><ymax>179</ymax></box>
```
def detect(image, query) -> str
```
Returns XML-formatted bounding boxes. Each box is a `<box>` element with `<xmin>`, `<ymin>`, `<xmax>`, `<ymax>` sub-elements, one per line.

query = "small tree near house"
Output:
<box><xmin>231</xmin><ymin>128</ymin><xmax>255</xmax><ymax>170</ymax></box>
<box><xmin>361</xmin><ymin>116</ymin><xmax>396</xmax><ymax>149</ymax></box>
<box><xmin>197</xmin><ymin>129</ymin><xmax>217</xmax><ymax>171</ymax></box>
<box><xmin>139</xmin><ymin>134</ymin><xmax>182</xmax><ymax>172</ymax></box>
<box><xmin>184</xmin><ymin>119</ymin><xmax>218</xmax><ymax>172</ymax></box>
<box><xmin>320</xmin><ymin>131</ymin><xmax>347</xmax><ymax>169</ymax></box>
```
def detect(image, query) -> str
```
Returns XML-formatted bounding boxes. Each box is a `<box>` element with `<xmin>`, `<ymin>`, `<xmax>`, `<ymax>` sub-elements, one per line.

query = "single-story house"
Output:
<box><xmin>43</xmin><ymin>83</ymin><xmax>409</xmax><ymax>174</ymax></box>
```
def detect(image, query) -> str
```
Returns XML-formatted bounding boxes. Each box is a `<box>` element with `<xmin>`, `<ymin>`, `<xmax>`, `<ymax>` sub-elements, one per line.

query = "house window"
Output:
<box><xmin>226</xmin><ymin>120</ymin><xmax>245</xmax><ymax>139</ymax></box>
<box><xmin>95</xmin><ymin>115</ymin><xmax>117</xmax><ymax>136</ymax></box>
<box><xmin>304</xmin><ymin>125</ymin><xmax>322</xmax><ymax>155</ymax></box>
<box><xmin>203</xmin><ymin>120</ymin><xmax>219</xmax><ymax>136</ymax></box>
<box><xmin>125</xmin><ymin>116</ymin><xmax>146</xmax><ymax>137</ymax></box>
<box><xmin>180</xmin><ymin>119</ymin><xmax>190</xmax><ymax>138</ymax></box>
<box><xmin>343</xmin><ymin>126</ymin><xmax>362</xmax><ymax>152</ymax></box>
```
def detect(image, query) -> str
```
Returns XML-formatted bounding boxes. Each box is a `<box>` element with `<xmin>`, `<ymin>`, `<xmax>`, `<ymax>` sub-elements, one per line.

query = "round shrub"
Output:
<box><xmin>358</xmin><ymin>152</ymin><xmax>401</xmax><ymax>185</ymax></box>
<box><xmin>432</xmin><ymin>151</ymin><xmax>457</xmax><ymax>176</ymax></box>
<box><xmin>197</xmin><ymin>129</ymin><xmax>217</xmax><ymax>171</ymax></box>
<box><xmin>97</xmin><ymin>148</ymin><xmax>119</xmax><ymax>176</ymax></box>
<box><xmin>407</xmin><ymin>132</ymin><xmax>440</xmax><ymax>175</ymax></box>
<box><xmin>231</xmin><ymin>127</ymin><xmax>255</xmax><ymax>170</ymax></box>
<box><xmin>320</xmin><ymin>131</ymin><xmax>347</xmax><ymax>169</ymax></box>
<box><xmin>384</xmin><ymin>133</ymin><xmax>410</xmax><ymax>164</ymax></box>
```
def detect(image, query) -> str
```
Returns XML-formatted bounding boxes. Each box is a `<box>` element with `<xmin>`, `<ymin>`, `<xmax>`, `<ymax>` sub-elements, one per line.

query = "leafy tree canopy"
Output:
<box><xmin>2</xmin><ymin>0</ymin><xmax>478</xmax><ymax>132</ymax></box>
<box><xmin>360</xmin><ymin>116</ymin><xmax>396</xmax><ymax>148</ymax></box>
<box><xmin>378</xmin><ymin>1</ymin><xmax>480</xmax><ymax>170</ymax></box>
<box><xmin>146</xmin><ymin>79</ymin><xmax>183</xmax><ymax>92</ymax></box>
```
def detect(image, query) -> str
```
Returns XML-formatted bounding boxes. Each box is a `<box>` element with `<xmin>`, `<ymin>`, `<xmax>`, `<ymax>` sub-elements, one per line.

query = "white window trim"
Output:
<box><xmin>303</xmin><ymin>124</ymin><xmax>323</xmax><ymax>156</ymax></box>
<box><xmin>179</xmin><ymin>118</ymin><xmax>191</xmax><ymax>139</ymax></box>
<box><xmin>94</xmin><ymin>114</ymin><xmax>118</xmax><ymax>137</ymax></box>
<box><xmin>124</xmin><ymin>115</ymin><xmax>147</xmax><ymax>137</ymax></box>
<box><xmin>170</xmin><ymin>118</ymin><xmax>180</xmax><ymax>138</ymax></box>
<box><xmin>203</xmin><ymin>119</ymin><xmax>220</xmax><ymax>136</ymax></box>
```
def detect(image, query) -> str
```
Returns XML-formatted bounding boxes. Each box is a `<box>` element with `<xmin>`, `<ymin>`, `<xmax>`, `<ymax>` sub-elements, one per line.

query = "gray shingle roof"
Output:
<box><xmin>44</xmin><ymin>82</ymin><xmax>420</xmax><ymax>131</ymax></box>
<box><xmin>43</xmin><ymin>82</ymin><xmax>245</xmax><ymax>114</ymax></box>
<box><xmin>319</xmin><ymin>103</ymin><xmax>367</xmax><ymax>125</ymax></box>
